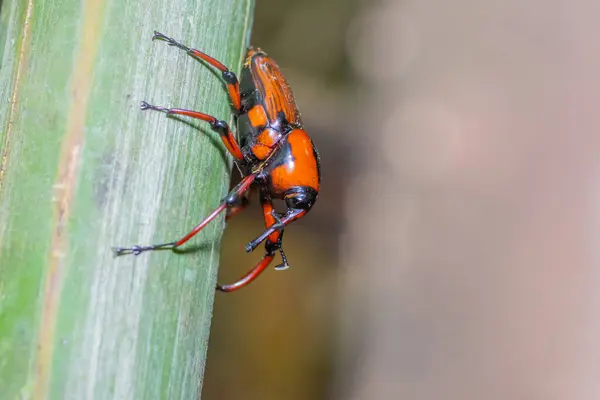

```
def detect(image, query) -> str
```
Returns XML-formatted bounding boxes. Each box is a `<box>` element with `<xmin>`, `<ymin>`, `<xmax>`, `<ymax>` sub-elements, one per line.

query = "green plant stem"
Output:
<box><xmin>0</xmin><ymin>0</ymin><xmax>254</xmax><ymax>398</ymax></box>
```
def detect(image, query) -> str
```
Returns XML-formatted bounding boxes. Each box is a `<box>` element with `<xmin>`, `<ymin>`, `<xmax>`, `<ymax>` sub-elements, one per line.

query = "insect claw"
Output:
<box><xmin>112</xmin><ymin>245</ymin><xmax>147</xmax><ymax>256</ymax></box>
<box><xmin>140</xmin><ymin>101</ymin><xmax>169</xmax><ymax>113</ymax></box>
<box><xmin>152</xmin><ymin>31</ymin><xmax>168</xmax><ymax>41</ymax></box>
<box><xmin>132</xmin><ymin>245</ymin><xmax>144</xmax><ymax>255</ymax></box>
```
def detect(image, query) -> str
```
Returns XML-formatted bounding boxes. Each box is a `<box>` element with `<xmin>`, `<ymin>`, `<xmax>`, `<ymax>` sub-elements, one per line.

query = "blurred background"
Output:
<box><xmin>203</xmin><ymin>0</ymin><xmax>600</xmax><ymax>399</ymax></box>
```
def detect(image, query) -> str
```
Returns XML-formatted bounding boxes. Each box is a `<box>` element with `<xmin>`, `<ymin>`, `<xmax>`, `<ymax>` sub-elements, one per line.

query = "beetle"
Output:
<box><xmin>114</xmin><ymin>31</ymin><xmax>321</xmax><ymax>292</ymax></box>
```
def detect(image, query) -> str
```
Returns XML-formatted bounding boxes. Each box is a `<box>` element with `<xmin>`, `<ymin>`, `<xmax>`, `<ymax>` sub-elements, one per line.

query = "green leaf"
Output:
<box><xmin>0</xmin><ymin>0</ymin><xmax>254</xmax><ymax>398</ymax></box>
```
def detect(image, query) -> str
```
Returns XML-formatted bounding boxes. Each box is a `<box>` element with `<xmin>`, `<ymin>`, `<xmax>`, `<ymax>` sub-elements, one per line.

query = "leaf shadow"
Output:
<box><xmin>172</xmin><ymin>241</ymin><xmax>215</xmax><ymax>255</ymax></box>
<box><xmin>167</xmin><ymin>115</ymin><xmax>230</xmax><ymax>166</ymax></box>
<box><xmin>112</xmin><ymin>240</ymin><xmax>216</xmax><ymax>258</ymax></box>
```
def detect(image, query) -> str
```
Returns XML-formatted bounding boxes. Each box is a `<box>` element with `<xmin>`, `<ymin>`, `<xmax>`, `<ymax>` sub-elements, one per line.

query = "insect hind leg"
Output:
<box><xmin>151</xmin><ymin>31</ymin><xmax>242</xmax><ymax>112</ymax></box>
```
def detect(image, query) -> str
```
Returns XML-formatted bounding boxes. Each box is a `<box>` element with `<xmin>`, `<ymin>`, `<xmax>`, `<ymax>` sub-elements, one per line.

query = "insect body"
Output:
<box><xmin>114</xmin><ymin>32</ymin><xmax>320</xmax><ymax>292</ymax></box>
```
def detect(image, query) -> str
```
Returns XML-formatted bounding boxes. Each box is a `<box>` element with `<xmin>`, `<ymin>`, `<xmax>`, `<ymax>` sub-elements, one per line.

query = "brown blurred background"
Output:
<box><xmin>203</xmin><ymin>0</ymin><xmax>600</xmax><ymax>399</ymax></box>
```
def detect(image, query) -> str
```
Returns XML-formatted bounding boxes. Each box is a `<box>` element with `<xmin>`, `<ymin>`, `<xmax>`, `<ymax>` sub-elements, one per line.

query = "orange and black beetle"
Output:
<box><xmin>115</xmin><ymin>31</ymin><xmax>320</xmax><ymax>292</ymax></box>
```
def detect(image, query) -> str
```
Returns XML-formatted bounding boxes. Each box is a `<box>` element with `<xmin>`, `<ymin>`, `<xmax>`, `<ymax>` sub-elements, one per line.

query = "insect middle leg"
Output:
<box><xmin>113</xmin><ymin>174</ymin><xmax>255</xmax><ymax>256</ymax></box>
<box><xmin>152</xmin><ymin>31</ymin><xmax>242</xmax><ymax>112</ymax></box>
<box><xmin>140</xmin><ymin>101</ymin><xmax>243</xmax><ymax>160</ymax></box>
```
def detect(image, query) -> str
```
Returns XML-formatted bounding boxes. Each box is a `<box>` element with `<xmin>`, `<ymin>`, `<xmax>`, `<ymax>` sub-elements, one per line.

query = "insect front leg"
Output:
<box><xmin>216</xmin><ymin>232</ymin><xmax>288</xmax><ymax>293</ymax></box>
<box><xmin>259</xmin><ymin>186</ymin><xmax>290</xmax><ymax>270</ymax></box>
<box><xmin>113</xmin><ymin>174</ymin><xmax>256</xmax><ymax>256</ymax></box>
<box><xmin>216</xmin><ymin>251</ymin><xmax>275</xmax><ymax>293</ymax></box>
<box><xmin>245</xmin><ymin>184</ymin><xmax>319</xmax><ymax>252</ymax></box>
<box><xmin>225</xmin><ymin>186</ymin><xmax>254</xmax><ymax>221</ymax></box>
<box><xmin>216</xmin><ymin>187</ymin><xmax>292</xmax><ymax>292</ymax></box>
<box><xmin>244</xmin><ymin>208</ymin><xmax>307</xmax><ymax>253</ymax></box>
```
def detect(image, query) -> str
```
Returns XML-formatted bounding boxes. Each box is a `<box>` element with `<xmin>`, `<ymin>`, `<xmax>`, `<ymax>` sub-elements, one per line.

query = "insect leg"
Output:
<box><xmin>140</xmin><ymin>101</ymin><xmax>243</xmax><ymax>160</ymax></box>
<box><xmin>216</xmin><ymin>237</ymin><xmax>290</xmax><ymax>292</ymax></box>
<box><xmin>152</xmin><ymin>31</ymin><xmax>242</xmax><ymax>112</ymax></box>
<box><xmin>226</xmin><ymin>186</ymin><xmax>253</xmax><ymax>221</ymax></box>
<box><xmin>113</xmin><ymin>174</ymin><xmax>255</xmax><ymax>256</ymax></box>
<box><xmin>244</xmin><ymin>209</ymin><xmax>308</xmax><ymax>253</ymax></box>
<box><xmin>216</xmin><ymin>252</ymin><xmax>276</xmax><ymax>293</ymax></box>
<box><xmin>259</xmin><ymin>187</ymin><xmax>290</xmax><ymax>270</ymax></box>
<box><xmin>216</xmin><ymin>188</ymin><xmax>292</xmax><ymax>292</ymax></box>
